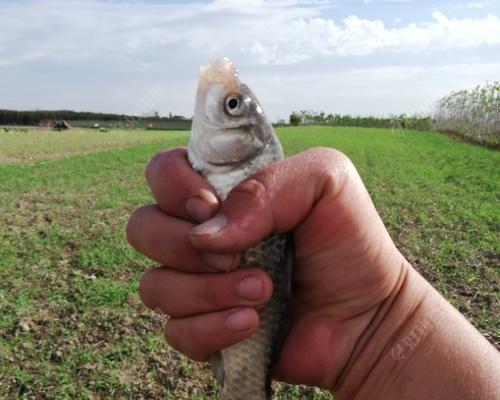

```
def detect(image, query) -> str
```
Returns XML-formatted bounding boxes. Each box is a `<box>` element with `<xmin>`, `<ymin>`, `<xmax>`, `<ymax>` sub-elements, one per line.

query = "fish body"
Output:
<box><xmin>188</xmin><ymin>58</ymin><xmax>293</xmax><ymax>400</ymax></box>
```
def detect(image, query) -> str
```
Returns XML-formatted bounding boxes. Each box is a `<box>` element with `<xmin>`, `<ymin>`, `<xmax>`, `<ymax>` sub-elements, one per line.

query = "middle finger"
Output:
<box><xmin>139</xmin><ymin>266</ymin><xmax>273</xmax><ymax>318</ymax></box>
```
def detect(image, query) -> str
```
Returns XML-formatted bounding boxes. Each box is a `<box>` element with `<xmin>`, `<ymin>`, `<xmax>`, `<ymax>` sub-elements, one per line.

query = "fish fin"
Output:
<box><xmin>210</xmin><ymin>351</ymin><xmax>225</xmax><ymax>386</ymax></box>
<box><xmin>267</xmin><ymin>233</ymin><xmax>294</xmax><ymax>398</ymax></box>
<box><xmin>275</xmin><ymin>233</ymin><xmax>294</xmax><ymax>360</ymax></box>
<box><xmin>284</xmin><ymin>233</ymin><xmax>294</xmax><ymax>320</ymax></box>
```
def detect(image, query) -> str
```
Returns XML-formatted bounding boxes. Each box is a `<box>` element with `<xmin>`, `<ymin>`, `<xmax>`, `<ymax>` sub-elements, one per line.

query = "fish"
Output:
<box><xmin>188</xmin><ymin>57</ymin><xmax>293</xmax><ymax>400</ymax></box>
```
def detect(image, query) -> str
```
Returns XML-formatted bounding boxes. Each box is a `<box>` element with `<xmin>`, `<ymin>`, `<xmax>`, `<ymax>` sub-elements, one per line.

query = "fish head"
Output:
<box><xmin>189</xmin><ymin>58</ymin><xmax>282</xmax><ymax>169</ymax></box>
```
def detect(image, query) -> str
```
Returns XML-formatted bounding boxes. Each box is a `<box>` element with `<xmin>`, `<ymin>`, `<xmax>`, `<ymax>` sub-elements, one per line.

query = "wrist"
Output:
<box><xmin>331</xmin><ymin>262</ymin><xmax>500</xmax><ymax>400</ymax></box>
<box><xmin>332</xmin><ymin>262</ymin><xmax>433</xmax><ymax>399</ymax></box>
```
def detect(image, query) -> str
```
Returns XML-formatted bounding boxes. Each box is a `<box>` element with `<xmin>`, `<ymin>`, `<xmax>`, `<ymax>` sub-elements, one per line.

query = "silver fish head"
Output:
<box><xmin>188</xmin><ymin>58</ymin><xmax>283</xmax><ymax>173</ymax></box>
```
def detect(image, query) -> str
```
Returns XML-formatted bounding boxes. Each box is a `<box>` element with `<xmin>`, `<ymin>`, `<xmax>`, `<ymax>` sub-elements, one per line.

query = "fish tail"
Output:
<box><xmin>210</xmin><ymin>351</ymin><xmax>225</xmax><ymax>385</ymax></box>
<box><xmin>218</xmin><ymin>387</ymin><xmax>271</xmax><ymax>400</ymax></box>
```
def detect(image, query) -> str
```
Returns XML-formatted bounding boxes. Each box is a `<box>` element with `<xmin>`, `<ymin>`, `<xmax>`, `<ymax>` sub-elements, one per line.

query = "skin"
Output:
<box><xmin>127</xmin><ymin>147</ymin><xmax>500</xmax><ymax>399</ymax></box>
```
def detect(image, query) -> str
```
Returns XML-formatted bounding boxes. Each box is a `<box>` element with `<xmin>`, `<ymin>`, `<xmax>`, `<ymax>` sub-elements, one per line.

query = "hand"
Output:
<box><xmin>126</xmin><ymin>146</ymin><xmax>407</xmax><ymax>390</ymax></box>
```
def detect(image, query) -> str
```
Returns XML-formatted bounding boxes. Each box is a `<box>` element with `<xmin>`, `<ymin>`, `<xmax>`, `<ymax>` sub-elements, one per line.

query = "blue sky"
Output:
<box><xmin>1</xmin><ymin>0</ymin><xmax>499</xmax><ymax>121</ymax></box>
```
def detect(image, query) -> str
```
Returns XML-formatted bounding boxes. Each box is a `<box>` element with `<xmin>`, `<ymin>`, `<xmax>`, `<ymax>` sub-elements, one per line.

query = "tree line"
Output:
<box><xmin>289</xmin><ymin>110</ymin><xmax>433</xmax><ymax>131</ymax></box>
<box><xmin>0</xmin><ymin>109</ymin><xmax>188</xmax><ymax>126</ymax></box>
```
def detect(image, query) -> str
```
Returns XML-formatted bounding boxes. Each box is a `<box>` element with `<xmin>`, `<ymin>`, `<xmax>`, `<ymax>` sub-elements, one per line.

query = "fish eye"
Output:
<box><xmin>224</xmin><ymin>95</ymin><xmax>243</xmax><ymax>116</ymax></box>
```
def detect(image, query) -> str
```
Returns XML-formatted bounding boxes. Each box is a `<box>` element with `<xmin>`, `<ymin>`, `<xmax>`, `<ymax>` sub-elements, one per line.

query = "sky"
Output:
<box><xmin>1</xmin><ymin>0</ymin><xmax>499</xmax><ymax>121</ymax></box>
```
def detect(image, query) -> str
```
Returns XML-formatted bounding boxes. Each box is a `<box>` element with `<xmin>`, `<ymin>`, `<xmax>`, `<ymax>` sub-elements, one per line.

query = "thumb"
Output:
<box><xmin>189</xmin><ymin>147</ymin><xmax>353</xmax><ymax>253</ymax></box>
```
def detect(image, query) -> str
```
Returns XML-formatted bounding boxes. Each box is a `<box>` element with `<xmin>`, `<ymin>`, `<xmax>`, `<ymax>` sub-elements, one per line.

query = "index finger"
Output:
<box><xmin>146</xmin><ymin>148</ymin><xmax>220</xmax><ymax>222</ymax></box>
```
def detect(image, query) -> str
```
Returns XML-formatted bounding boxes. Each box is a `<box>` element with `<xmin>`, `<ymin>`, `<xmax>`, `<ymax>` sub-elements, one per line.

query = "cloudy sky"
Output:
<box><xmin>1</xmin><ymin>0</ymin><xmax>499</xmax><ymax>121</ymax></box>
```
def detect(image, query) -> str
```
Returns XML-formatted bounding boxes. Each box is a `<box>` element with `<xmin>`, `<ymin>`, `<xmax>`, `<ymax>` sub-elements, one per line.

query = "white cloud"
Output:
<box><xmin>452</xmin><ymin>1</ymin><xmax>497</xmax><ymax>10</ymax></box>
<box><xmin>1</xmin><ymin>0</ymin><xmax>499</xmax><ymax>68</ymax></box>
<box><xmin>465</xmin><ymin>1</ymin><xmax>489</xmax><ymax>9</ymax></box>
<box><xmin>250</xmin><ymin>11</ymin><xmax>500</xmax><ymax>61</ymax></box>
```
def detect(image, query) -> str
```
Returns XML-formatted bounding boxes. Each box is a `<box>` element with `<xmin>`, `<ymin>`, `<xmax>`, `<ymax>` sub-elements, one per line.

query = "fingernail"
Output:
<box><xmin>226</xmin><ymin>308</ymin><xmax>255</xmax><ymax>332</ymax></box>
<box><xmin>191</xmin><ymin>214</ymin><xmax>228</xmax><ymax>236</ymax></box>
<box><xmin>198</xmin><ymin>189</ymin><xmax>219</xmax><ymax>206</ymax></box>
<box><xmin>185</xmin><ymin>190</ymin><xmax>219</xmax><ymax>222</ymax></box>
<box><xmin>237</xmin><ymin>275</ymin><xmax>263</xmax><ymax>301</ymax></box>
<box><xmin>204</xmin><ymin>253</ymin><xmax>240</xmax><ymax>272</ymax></box>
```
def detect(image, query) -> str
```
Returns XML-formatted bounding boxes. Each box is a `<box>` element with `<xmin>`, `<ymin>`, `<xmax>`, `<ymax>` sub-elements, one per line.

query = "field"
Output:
<box><xmin>0</xmin><ymin>128</ymin><xmax>187</xmax><ymax>164</ymax></box>
<box><xmin>0</xmin><ymin>126</ymin><xmax>498</xmax><ymax>399</ymax></box>
<box><xmin>69</xmin><ymin>119</ymin><xmax>192</xmax><ymax>131</ymax></box>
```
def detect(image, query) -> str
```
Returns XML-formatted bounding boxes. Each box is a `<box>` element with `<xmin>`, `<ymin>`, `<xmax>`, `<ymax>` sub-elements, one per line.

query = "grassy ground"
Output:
<box><xmin>0</xmin><ymin>128</ymin><xmax>187</xmax><ymax>164</ymax></box>
<box><xmin>0</xmin><ymin>126</ymin><xmax>498</xmax><ymax>399</ymax></box>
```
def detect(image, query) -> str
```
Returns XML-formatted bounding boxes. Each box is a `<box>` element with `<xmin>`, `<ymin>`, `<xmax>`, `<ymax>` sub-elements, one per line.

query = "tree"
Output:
<box><xmin>289</xmin><ymin>112</ymin><xmax>301</xmax><ymax>126</ymax></box>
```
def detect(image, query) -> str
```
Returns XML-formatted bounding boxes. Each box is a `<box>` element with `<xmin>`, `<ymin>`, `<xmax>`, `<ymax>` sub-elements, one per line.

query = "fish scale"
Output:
<box><xmin>216</xmin><ymin>235</ymin><xmax>291</xmax><ymax>400</ymax></box>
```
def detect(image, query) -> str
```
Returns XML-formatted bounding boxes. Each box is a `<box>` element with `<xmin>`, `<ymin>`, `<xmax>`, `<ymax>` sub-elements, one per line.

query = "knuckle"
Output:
<box><xmin>146</xmin><ymin>148</ymin><xmax>186</xmax><ymax>182</ymax></box>
<box><xmin>307</xmin><ymin>147</ymin><xmax>356</xmax><ymax>192</ymax></box>
<box><xmin>164</xmin><ymin>321</ymin><xmax>206</xmax><ymax>361</ymax></box>
<box><xmin>199</xmin><ymin>276</ymin><xmax>231</xmax><ymax>308</ymax></box>
<box><xmin>142</xmin><ymin>208</ymin><xmax>165</xmax><ymax>251</ymax></box>
<box><xmin>310</xmin><ymin>146</ymin><xmax>353</xmax><ymax>168</ymax></box>
<box><xmin>126</xmin><ymin>206</ymin><xmax>146</xmax><ymax>246</ymax></box>
<box><xmin>164</xmin><ymin>322</ymin><xmax>181</xmax><ymax>350</ymax></box>
<box><xmin>231</xmin><ymin>178</ymin><xmax>269</xmax><ymax>209</ymax></box>
<box><xmin>138</xmin><ymin>268</ymin><xmax>157</xmax><ymax>309</ymax></box>
<box><xmin>145</xmin><ymin>152</ymin><xmax>164</xmax><ymax>181</ymax></box>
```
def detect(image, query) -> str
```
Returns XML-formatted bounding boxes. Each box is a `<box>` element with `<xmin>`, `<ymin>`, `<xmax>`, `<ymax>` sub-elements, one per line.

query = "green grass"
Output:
<box><xmin>0</xmin><ymin>127</ymin><xmax>187</xmax><ymax>163</ymax></box>
<box><xmin>0</xmin><ymin>126</ymin><xmax>498</xmax><ymax>398</ymax></box>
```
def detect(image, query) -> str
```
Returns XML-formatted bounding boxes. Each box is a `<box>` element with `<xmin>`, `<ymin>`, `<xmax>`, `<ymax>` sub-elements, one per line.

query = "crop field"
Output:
<box><xmin>0</xmin><ymin>126</ymin><xmax>498</xmax><ymax>399</ymax></box>
<box><xmin>0</xmin><ymin>128</ymin><xmax>188</xmax><ymax>164</ymax></box>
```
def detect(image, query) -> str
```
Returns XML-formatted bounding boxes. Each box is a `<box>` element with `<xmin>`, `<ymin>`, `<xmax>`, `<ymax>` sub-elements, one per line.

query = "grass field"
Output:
<box><xmin>0</xmin><ymin>126</ymin><xmax>498</xmax><ymax>399</ymax></box>
<box><xmin>0</xmin><ymin>128</ymin><xmax>188</xmax><ymax>164</ymax></box>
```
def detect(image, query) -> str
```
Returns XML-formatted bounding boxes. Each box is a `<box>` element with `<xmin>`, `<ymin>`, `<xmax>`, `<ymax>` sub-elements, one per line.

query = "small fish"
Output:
<box><xmin>188</xmin><ymin>58</ymin><xmax>293</xmax><ymax>400</ymax></box>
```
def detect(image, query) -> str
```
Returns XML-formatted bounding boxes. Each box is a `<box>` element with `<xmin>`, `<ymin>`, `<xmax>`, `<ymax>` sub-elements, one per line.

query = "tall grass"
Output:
<box><xmin>434</xmin><ymin>82</ymin><xmax>500</xmax><ymax>147</ymax></box>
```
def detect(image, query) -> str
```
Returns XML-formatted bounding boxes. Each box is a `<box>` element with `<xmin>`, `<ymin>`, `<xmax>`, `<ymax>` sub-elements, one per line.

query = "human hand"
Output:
<box><xmin>127</xmin><ymin>146</ymin><xmax>407</xmax><ymax>390</ymax></box>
